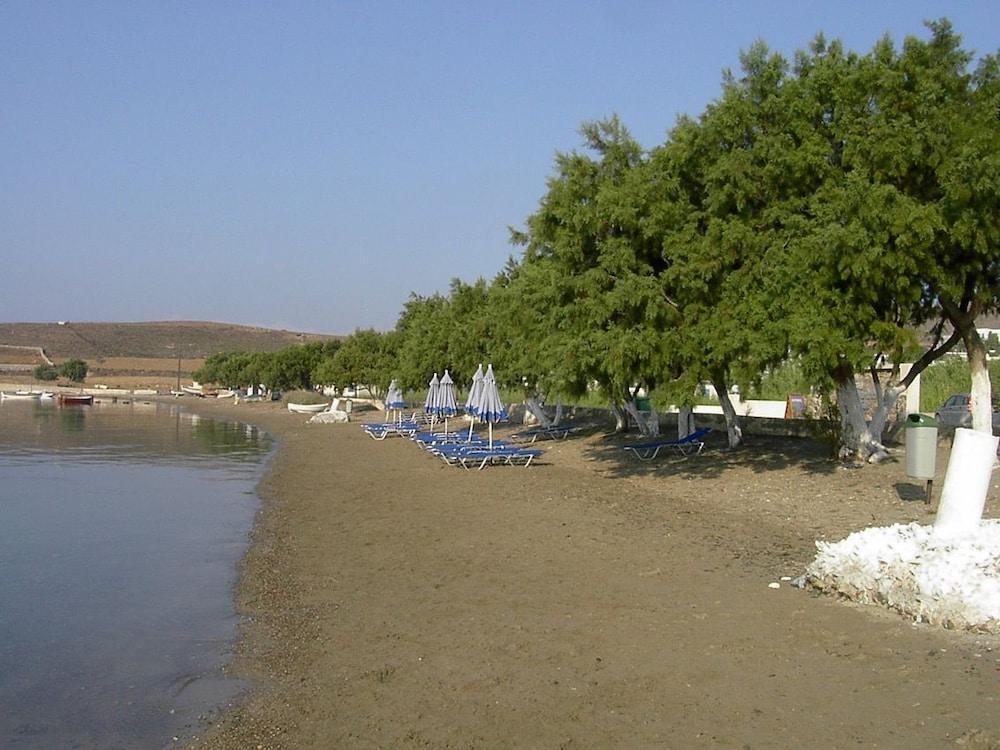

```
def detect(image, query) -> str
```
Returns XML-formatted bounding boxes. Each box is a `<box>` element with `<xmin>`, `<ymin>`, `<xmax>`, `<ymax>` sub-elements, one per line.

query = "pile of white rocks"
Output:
<box><xmin>804</xmin><ymin>519</ymin><xmax>1000</xmax><ymax>633</ymax></box>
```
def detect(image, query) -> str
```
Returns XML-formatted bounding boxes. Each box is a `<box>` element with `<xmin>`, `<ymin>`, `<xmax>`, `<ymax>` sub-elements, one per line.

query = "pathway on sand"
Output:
<box><xmin>192</xmin><ymin>404</ymin><xmax>999</xmax><ymax>749</ymax></box>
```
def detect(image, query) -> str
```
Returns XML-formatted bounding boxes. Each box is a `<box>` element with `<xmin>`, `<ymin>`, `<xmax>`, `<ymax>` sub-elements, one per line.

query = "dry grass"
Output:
<box><xmin>0</xmin><ymin>350</ymin><xmax>46</xmax><ymax>365</ymax></box>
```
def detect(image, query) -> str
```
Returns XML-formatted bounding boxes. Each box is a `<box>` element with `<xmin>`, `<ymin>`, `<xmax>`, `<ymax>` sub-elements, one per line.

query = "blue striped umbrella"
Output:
<box><xmin>424</xmin><ymin>373</ymin><xmax>440</xmax><ymax>421</ymax></box>
<box><xmin>437</xmin><ymin>370</ymin><xmax>458</xmax><ymax>434</ymax></box>
<box><xmin>464</xmin><ymin>364</ymin><xmax>484</xmax><ymax>439</ymax></box>
<box><xmin>385</xmin><ymin>379</ymin><xmax>406</xmax><ymax>423</ymax></box>
<box><xmin>472</xmin><ymin>363</ymin><xmax>507</xmax><ymax>448</ymax></box>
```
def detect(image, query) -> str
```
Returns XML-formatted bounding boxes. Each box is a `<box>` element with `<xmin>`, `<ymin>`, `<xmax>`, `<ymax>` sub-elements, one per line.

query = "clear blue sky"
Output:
<box><xmin>2</xmin><ymin>2</ymin><xmax>996</xmax><ymax>334</ymax></box>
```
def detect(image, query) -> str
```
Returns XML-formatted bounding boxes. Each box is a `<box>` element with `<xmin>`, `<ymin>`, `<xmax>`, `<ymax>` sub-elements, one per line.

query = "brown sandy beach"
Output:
<box><xmin>178</xmin><ymin>399</ymin><xmax>999</xmax><ymax>749</ymax></box>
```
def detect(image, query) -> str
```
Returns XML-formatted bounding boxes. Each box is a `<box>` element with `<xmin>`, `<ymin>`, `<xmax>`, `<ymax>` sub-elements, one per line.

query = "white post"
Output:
<box><xmin>902</xmin><ymin>363</ymin><xmax>921</xmax><ymax>415</ymax></box>
<box><xmin>934</xmin><ymin>427</ymin><xmax>998</xmax><ymax>538</ymax></box>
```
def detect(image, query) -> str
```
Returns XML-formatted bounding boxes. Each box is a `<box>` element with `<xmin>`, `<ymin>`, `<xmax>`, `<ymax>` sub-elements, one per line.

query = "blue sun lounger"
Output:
<box><xmin>448</xmin><ymin>446</ymin><xmax>544</xmax><ymax>470</ymax></box>
<box><xmin>411</xmin><ymin>431</ymin><xmax>478</xmax><ymax>449</ymax></box>
<box><xmin>623</xmin><ymin>427</ymin><xmax>711</xmax><ymax>461</ymax></box>
<box><xmin>431</xmin><ymin>442</ymin><xmax>541</xmax><ymax>470</ymax></box>
<box><xmin>364</xmin><ymin>420</ymin><xmax>420</xmax><ymax>439</ymax></box>
<box><xmin>509</xmin><ymin>425</ymin><xmax>583</xmax><ymax>443</ymax></box>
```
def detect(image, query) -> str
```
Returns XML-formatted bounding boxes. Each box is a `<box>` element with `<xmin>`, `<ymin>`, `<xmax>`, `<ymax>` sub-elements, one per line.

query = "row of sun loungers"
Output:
<box><xmin>363</xmin><ymin>420</ymin><xmax>545</xmax><ymax>470</ymax></box>
<box><xmin>363</xmin><ymin>416</ymin><xmax>711</xmax><ymax>468</ymax></box>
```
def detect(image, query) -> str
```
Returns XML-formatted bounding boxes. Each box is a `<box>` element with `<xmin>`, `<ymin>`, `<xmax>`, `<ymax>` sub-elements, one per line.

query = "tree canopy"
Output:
<box><xmin>196</xmin><ymin>21</ymin><xmax>998</xmax><ymax>461</ymax></box>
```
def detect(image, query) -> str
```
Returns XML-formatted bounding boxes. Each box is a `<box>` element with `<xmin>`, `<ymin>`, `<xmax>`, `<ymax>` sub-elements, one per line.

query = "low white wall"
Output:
<box><xmin>689</xmin><ymin>398</ymin><xmax>787</xmax><ymax>419</ymax></box>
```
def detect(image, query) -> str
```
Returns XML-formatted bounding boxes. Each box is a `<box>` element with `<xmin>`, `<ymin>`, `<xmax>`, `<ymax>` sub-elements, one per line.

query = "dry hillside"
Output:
<box><xmin>0</xmin><ymin>321</ymin><xmax>337</xmax><ymax>360</ymax></box>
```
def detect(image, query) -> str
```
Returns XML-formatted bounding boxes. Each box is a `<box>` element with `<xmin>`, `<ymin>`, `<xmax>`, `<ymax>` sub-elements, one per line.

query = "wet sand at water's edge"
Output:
<box><xmin>183</xmin><ymin>399</ymin><xmax>999</xmax><ymax>749</ymax></box>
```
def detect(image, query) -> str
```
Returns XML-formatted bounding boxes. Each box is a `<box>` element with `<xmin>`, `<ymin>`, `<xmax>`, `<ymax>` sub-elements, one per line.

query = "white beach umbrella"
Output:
<box><xmin>424</xmin><ymin>373</ymin><xmax>440</xmax><ymax>425</ymax></box>
<box><xmin>437</xmin><ymin>369</ymin><xmax>458</xmax><ymax>435</ymax></box>
<box><xmin>385</xmin><ymin>379</ymin><xmax>406</xmax><ymax>423</ymax></box>
<box><xmin>472</xmin><ymin>363</ymin><xmax>507</xmax><ymax>448</ymax></box>
<box><xmin>465</xmin><ymin>364</ymin><xmax>484</xmax><ymax>439</ymax></box>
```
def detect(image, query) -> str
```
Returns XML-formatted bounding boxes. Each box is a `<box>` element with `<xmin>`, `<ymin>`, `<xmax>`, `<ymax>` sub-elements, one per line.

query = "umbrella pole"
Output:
<box><xmin>489</xmin><ymin>422</ymin><xmax>493</xmax><ymax>449</ymax></box>
<box><xmin>468</xmin><ymin>417</ymin><xmax>475</xmax><ymax>441</ymax></box>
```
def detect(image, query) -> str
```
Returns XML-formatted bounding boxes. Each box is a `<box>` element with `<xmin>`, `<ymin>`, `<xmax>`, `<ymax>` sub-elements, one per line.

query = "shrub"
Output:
<box><xmin>34</xmin><ymin>364</ymin><xmax>59</xmax><ymax>381</ymax></box>
<box><xmin>58</xmin><ymin>358</ymin><xmax>88</xmax><ymax>383</ymax></box>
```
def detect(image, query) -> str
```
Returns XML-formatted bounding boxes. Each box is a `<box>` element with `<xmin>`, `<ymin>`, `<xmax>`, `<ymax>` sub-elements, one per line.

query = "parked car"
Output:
<box><xmin>935</xmin><ymin>394</ymin><xmax>971</xmax><ymax>428</ymax></box>
<box><xmin>934</xmin><ymin>394</ymin><xmax>1000</xmax><ymax>432</ymax></box>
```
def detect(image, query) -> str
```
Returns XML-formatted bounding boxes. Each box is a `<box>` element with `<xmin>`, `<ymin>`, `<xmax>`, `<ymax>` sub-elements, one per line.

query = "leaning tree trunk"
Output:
<box><xmin>940</xmin><ymin>298</ymin><xmax>994</xmax><ymax>434</ymax></box>
<box><xmin>623</xmin><ymin>399</ymin><xmax>657</xmax><ymax>436</ymax></box>
<box><xmin>964</xmin><ymin>330</ymin><xmax>993</xmax><ymax>434</ymax></box>
<box><xmin>552</xmin><ymin>399</ymin><xmax>564</xmax><ymax>427</ymax></box>
<box><xmin>524</xmin><ymin>395</ymin><xmax>553</xmax><ymax>428</ymax></box>
<box><xmin>710</xmin><ymin>371</ymin><xmax>743</xmax><ymax>448</ymax></box>
<box><xmin>609</xmin><ymin>401</ymin><xmax>628</xmax><ymax>433</ymax></box>
<box><xmin>866</xmin><ymin>383</ymin><xmax>905</xmax><ymax>446</ymax></box>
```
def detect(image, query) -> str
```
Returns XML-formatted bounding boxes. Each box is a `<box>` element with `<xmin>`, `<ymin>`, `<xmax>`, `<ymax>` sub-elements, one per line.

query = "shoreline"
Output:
<box><xmin>160</xmin><ymin>399</ymin><xmax>1000</xmax><ymax>747</ymax></box>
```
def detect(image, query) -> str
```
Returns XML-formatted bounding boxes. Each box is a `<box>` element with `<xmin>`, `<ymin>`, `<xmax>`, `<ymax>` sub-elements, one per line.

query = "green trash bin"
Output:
<box><xmin>905</xmin><ymin>413</ymin><xmax>938</xmax><ymax>480</ymax></box>
<box><xmin>635</xmin><ymin>397</ymin><xmax>651</xmax><ymax>412</ymax></box>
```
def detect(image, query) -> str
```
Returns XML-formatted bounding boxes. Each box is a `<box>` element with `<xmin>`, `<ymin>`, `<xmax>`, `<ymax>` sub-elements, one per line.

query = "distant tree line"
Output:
<box><xmin>197</xmin><ymin>21</ymin><xmax>998</xmax><ymax>462</ymax></box>
<box><xmin>194</xmin><ymin>340</ymin><xmax>342</xmax><ymax>394</ymax></box>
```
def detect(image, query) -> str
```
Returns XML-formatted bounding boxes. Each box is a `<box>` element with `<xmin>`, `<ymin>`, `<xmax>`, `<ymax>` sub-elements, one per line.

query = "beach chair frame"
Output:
<box><xmin>623</xmin><ymin>428</ymin><xmax>711</xmax><ymax>461</ymax></box>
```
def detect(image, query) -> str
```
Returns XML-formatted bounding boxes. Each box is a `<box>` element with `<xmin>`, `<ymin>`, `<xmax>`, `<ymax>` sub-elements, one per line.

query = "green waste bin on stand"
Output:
<box><xmin>635</xmin><ymin>397</ymin><xmax>651</xmax><ymax>412</ymax></box>
<box><xmin>905</xmin><ymin>413</ymin><xmax>938</xmax><ymax>503</ymax></box>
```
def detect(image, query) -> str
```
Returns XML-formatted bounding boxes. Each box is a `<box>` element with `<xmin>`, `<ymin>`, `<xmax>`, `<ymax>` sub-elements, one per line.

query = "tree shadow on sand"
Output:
<box><xmin>581</xmin><ymin>430</ymin><xmax>846</xmax><ymax>480</ymax></box>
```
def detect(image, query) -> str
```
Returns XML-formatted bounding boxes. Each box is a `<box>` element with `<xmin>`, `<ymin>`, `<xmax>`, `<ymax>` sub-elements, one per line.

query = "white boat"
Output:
<box><xmin>287</xmin><ymin>402</ymin><xmax>330</xmax><ymax>414</ymax></box>
<box><xmin>1</xmin><ymin>391</ymin><xmax>40</xmax><ymax>401</ymax></box>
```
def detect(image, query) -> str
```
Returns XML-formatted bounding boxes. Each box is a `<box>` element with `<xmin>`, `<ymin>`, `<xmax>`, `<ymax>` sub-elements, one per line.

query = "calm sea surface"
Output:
<box><xmin>0</xmin><ymin>398</ymin><xmax>273</xmax><ymax>749</ymax></box>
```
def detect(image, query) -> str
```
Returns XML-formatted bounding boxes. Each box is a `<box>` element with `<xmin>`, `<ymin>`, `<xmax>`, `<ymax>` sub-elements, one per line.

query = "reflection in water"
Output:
<box><xmin>0</xmin><ymin>399</ymin><xmax>270</xmax><ymax>467</ymax></box>
<box><xmin>0</xmin><ymin>399</ymin><xmax>272</xmax><ymax>749</ymax></box>
<box><xmin>58</xmin><ymin>406</ymin><xmax>86</xmax><ymax>432</ymax></box>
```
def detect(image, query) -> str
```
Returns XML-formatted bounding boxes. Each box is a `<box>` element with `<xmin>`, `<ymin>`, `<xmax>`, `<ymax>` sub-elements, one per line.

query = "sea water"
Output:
<box><xmin>0</xmin><ymin>398</ymin><xmax>272</xmax><ymax>748</ymax></box>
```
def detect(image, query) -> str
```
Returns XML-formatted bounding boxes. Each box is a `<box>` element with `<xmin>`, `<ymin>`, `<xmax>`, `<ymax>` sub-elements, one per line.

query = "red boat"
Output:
<box><xmin>58</xmin><ymin>394</ymin><xmax>94</xmax><ymax>405</ymax></box>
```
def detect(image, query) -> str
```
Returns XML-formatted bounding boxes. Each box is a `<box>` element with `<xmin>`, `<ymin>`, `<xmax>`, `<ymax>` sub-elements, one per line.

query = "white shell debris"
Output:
<box><xmin>804</xmin><ymin>520</ymin><xmax>1000</xmax><ymax>633</ymax></box>
<box><xmin>768</xmin><ymin>582</ymin><xmax>781</xmax><ymax>589</ymax></box>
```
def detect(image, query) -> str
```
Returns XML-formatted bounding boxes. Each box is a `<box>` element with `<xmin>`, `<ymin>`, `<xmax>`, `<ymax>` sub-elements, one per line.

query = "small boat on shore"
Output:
<box><xmin>1</xmin><ymin>391</ymin><xmax>40</xmax><ymax>401</ymax></box>
<box><xmin>58</xmin><ymin>394</ymin><xmax>94</xmax><ymax>405</ymax></box>
<box><xmin>287</xmin><ymin>402</ymin><xmax>330</xmax><ymax>414</ymax></box>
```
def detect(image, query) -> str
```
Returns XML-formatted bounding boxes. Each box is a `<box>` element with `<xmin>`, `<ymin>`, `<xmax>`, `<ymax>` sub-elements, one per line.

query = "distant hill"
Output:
<box><xmin>0</xmin><ymin>321</ymin><xmax>339</xmax><ymax>360</ymax></box>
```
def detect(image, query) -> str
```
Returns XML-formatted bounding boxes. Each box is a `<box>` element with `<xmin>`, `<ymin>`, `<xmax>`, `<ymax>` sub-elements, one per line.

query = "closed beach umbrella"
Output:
<box><xmin>437</xmin><ymin>369</ymin><xmax>458</xmax><ymax>435</ymax></box>
<box><xmin>385</xmin><ymin>379</ymin><xmax>405</xmax><ymax>423</ymax></box>
<box><xmin>473</xmin><ymin>363</ymin><xmax>507</xmax><ymax>448</ymax></box>
<box><xmin>424</xmin><ymin>373</ymin><xmax>440</xmax><ymax>424</ymax></box>
<box><xmin>465</xmin><ymin>364</ymin><xmax>484</xmax><ymax>439</ymax></box>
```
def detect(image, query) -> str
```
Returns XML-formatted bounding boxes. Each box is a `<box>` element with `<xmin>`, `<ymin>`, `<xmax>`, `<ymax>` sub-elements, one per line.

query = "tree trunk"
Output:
<box><xmin>623</xmin><ymin>399</ymin><xmax>656</xmax><ymax>436</ymax></box>
<box><xmin>553</xmin><ymin>399</ymin><xmax>564</xmax><ymax>427</ymax></box>
<box><xmin>524</xmin><ymin>396</ymin><xmax>552</xmax><ymax>428</ymax></box>
<box><xmin>964</xmin><ymin>330</ymin><xmax>993</xmax><ymax>434</ymax></box>
<box><xmin>867</xmin><ymin>383</ymin><xmax>904</xmax><ymax>445</ymax></box>
<box><xmin>646</xmin><ymin>403</ymin><xmax>660</xmax><ymax>437</ymax></box>
<box><xmin>711</xmin><ymin>372</ymin><xmax>743</xmax><ymax>448</ymax></box>
<box><xmin>677</xmin><ymin>406</ymin><xmax>695</xmax><ymax>440</ymax></box>
<box><xmin>609</xmin><ymin>401</ymin><xmax>628</xmax><ymax>433</ymax></box>
<box><xmin>834</xmin><ymin>370</ymin><xmax>889</xmax><ymax>463</ymax></box>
